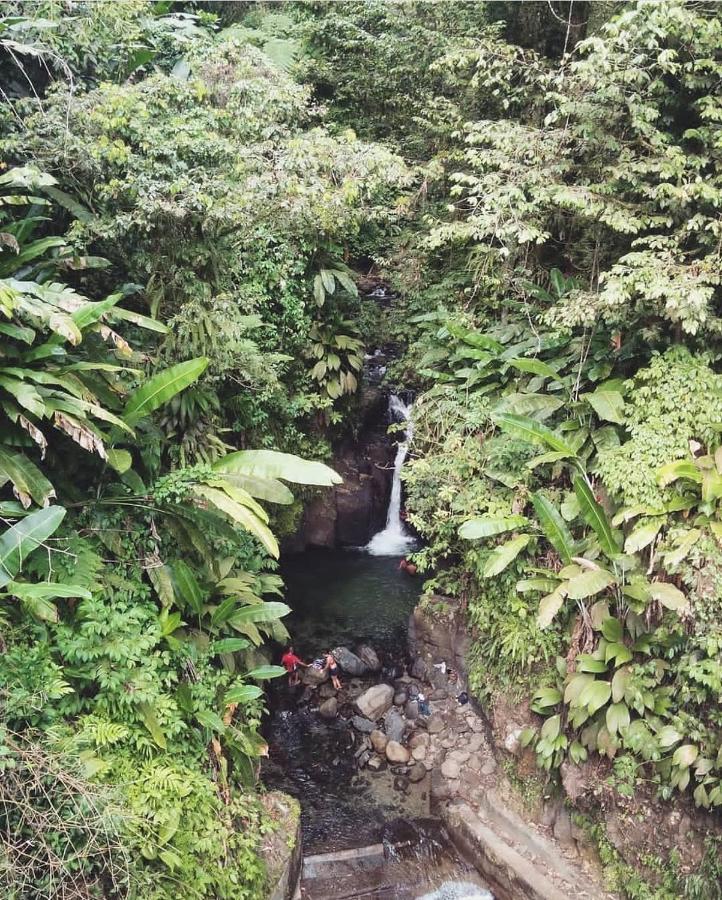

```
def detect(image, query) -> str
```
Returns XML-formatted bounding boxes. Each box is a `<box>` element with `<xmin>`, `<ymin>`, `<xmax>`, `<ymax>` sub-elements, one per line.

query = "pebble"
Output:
<box><xmin>394</xmin><ymin>692</ymin><xmax>408</xmax><ymax>706</ymax></box>
<box><xmin>409</xmin><ymin>762</ymin><xmax>426</xmax><ymax>783</ymax></box>
<box><xmin>409</xmin><ymin>732</ymin><xmax>429</xmax><ymax>749</ymax></box>
<box><xmin>467</xmin><ymin>733</ymin><xmax>484</xmax><ymax>752</ymax></box>
<box><xmin>481</xmin><ymin>758</ymin><xmax>497</xmax><ymax>776</ymax></box>
<box><xmin>412</xmin><ymin>746</ymin><xmax>426</xmax><ymax>762</ymax></box>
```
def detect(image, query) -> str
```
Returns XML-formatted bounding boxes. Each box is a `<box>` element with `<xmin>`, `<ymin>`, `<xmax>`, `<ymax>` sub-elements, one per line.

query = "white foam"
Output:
<box><xmin>365</xmin><ymin>395</ymin><xmax>416</xmax><ymax>557</ymax></box>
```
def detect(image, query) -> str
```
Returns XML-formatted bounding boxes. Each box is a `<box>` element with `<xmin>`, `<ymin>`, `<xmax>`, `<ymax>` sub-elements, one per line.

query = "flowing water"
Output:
<box><xmin>366</xmin><ymin>395</ymin><xmax>416</xmax><ymax>557</ymax></box>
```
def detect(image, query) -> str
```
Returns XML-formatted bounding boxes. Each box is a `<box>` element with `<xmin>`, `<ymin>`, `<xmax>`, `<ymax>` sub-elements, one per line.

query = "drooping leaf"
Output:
<box><xmin>579</xmin><ymin>679</ymin><xmax>612</xmax><ymax>715</ymax></box>
<box><xmin>0</xmin><ymin>448</ymin><xmax>55</xmax><ymax>508</ymax></box>
<box><xmin>170</xmin><ymin>560</ymin><xmax>204</xmax><ymax>615</ymax></box>
<box><xmin>657</xmin><ymin>459</ymin><xmax>702</xmax><ymax>487</ymax></box>
<box><xmin>0</xmin><ymin>505</ymin><xmax>66</xmax><ymax>589</ymax></box>
<box><xmin>492</xmin><ymin>412</ymin><xmax>577</xmax><ymax>456</ymax></box>
<box><xmin>227</xmin><ymin>601</ymin><xmax>290</xmax><ymax>625</ymax></box>
<box><xmin>649</xmin><ymin>581</ymin><xmax>687</xmax><ymax>611</ymax></box>
<box><xmin>537</xmin><ymin>587</ymin><xmax>566</xmax><ymax>628</ymax></box>
<box><xmin>214</xmin><ymin>449</ymin><xmax>341</xmax><ymax>487</ymax></box>
<box><xmin>606</xmin><ymin>702</ymin><xmax>630</xmax><ymax>736</ymax></box>
<box><xmin>482</xmin><ymin>534</ymin><xmax>531</xmax><ymax>578</ymax></box>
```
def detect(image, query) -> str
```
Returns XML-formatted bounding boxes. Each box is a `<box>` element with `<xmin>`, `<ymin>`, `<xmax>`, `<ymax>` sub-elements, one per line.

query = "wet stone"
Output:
<box><xmin>319</xmin><ymin>697</ymin><xmax>338</xmax><ymax>719</ymax></box>
<box><xmin>405</xmin><ymin>700</ymin><xmax>419</xmax><ymax>720</ymax></box>
<box><xmin>318</xmin><ymin>683</ymin><xmax>337</xmax><ymax>699</ymax></box>
<box><xmin>384</xmin><ymin>708</ymin><xmax>406</xmax><ymax>743</ymax></box>
<box><xmin>409</xmin><ymin>763</ymin><xmax>426</xmax><ymax>783</ymax></box>
<box><xmin>352</xmin><ymin>716</ymin><xmax>376</xmax><ymax>734</ymax></box>
<box><xmin>356</xmin><ymin>645</ymin><xmax>382</xmax><ymax>672</ymax></box>
<box><xmin>393</xmin><ymin>776</ymin><xmax>409</xmax><ymax>793</ymax></box>
<box><xmin>332</xmin><ymin>646</ymin><xmax>367</xmax><ymax>676</ymax></box>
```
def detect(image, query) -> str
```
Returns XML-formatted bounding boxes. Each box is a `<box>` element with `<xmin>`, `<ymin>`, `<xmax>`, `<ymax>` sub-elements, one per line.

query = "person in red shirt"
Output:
<box><xmin>281</xmin><ymin>645</ymin><xmax>308</xmax><ymax>686</ymax></box>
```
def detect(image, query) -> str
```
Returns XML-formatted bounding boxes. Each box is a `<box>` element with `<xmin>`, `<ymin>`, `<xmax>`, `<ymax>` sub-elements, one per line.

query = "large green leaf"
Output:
<box><xmin>492</xmin><ymin>412</ymin><xmax>577</xmax><ymax>457</ymax></box>
<box><xmin>565</xmin><ymin>567</ymin><xmax>616</xmax><ymax>600</ymax></box>
<box><xmin>482</xmin><ymin>534</ymin><xmax>531</xmax><ymax>578</ymax></box>
<box><xmin>531</xmin><ymin>493</ymin><xmax>575</xmax><ymax>563</ymax></box>
<box><xmin>537</xmin><ymin>587</ymin><xmax>566</xmax><ymax>628</ymax></box>
<box><xmin>582</xmin><ymin>388</ymin><xmax>625</xmax><ymax>425</ymax></box>
<box><xmin>214</xmin><ymin>450</ymin><xmax>341</xmax><ymax>487</ymax></box>
<box><xmin>459</xmin><ymin>515</ymin><xmax>528</xmax><ymax>540</ymax></box>
<box><xmin>224</xmin><ymin>683</ymin><xmax>263</xmax><ymax>705</ymax></box>
<box><xmin>624</xmin><ymin>520</ymin><xmax>662</xmax><ymax>554</ymax></box>
<box><xmin>506</xmin><ymin>358</ymin><xmax>565</xmax><ymax>383</ymax></box>
<box><xmin>228</xmin><ymin>601</ymin><xmax>291</xmax><ymax>625</ymax></box>
<box><xmin>650</xmin><ymin>581</ymin><xmax>687</xmax><ymax>611</ymax></box>
<box><xmin>4</xmin><ymin>581</ymin><xmax>91</xmax><ymax>601</ymax></box>
<box><xmin>244</xmin><ymin>665</ymin><xmax>286</xmax><ymax>681</ymax></box>
<box><xmin>573</xmin><ymin>476</ymin><xmax>620</xmax><ymax>557</ymax></box>
<box><xmin>124</xmin><ymin>357</ymin><xmax>208</xmax><ymax>425</ymax></box>
<box><xmin>0</xmin><ymin>505</ymin><xmax>65</xmax><ymax>589</ymax></box>
<box><xmin>138</xmin><ymin>701</ymin><xmax>167</xmax><ymax>749</ymax></box>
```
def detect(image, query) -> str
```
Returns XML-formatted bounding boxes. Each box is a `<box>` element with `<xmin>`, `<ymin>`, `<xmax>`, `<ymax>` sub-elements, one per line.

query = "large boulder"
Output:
<box><xmin>319</xmin><ymin>697</ymin><xmax>338</xmax><ymax>719</ymax></box>
<box><xmin>355</xmin><ymin>683</ymin><xmax>394</xmax><ymax>720</ymax></box>
<box><xmin>332</xmin><ymin>646</ymin><xmax>367</xmax><ymax>676</ymax></box>
<box><xmin>386</xmin><ymin>741</ymin><xmax>410</xmax><ymax>764</ymax></box>
<box><xmin>357</xmin><ymin>645</ymin><xmax>382</xmax><ymax>672</ymax></box>
<box><xmin>302</xmin><ymin>666</ymin><xmax>328</xmax><ymax>686</ymax></box>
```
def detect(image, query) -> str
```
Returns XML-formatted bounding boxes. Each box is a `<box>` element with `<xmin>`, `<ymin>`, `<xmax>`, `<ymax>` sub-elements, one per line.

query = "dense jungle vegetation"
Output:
<box><xmin>1</xmin><ymin>1</ymin><xmax>721</xmax><ymax>897</ymax></box>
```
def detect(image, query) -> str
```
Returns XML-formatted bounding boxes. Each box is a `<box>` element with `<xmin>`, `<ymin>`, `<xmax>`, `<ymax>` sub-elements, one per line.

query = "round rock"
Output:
<box><xmin>386</xmin><ymin>741</ymin><xmax>411</xmax><ymax>764</ymax></box>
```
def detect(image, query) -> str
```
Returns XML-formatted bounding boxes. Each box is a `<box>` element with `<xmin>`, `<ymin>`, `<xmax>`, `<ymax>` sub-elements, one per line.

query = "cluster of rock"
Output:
<box><xmin>304</xmin><ymin>644</ymin><xmax>489</xmax><ymax>798</ymax></box>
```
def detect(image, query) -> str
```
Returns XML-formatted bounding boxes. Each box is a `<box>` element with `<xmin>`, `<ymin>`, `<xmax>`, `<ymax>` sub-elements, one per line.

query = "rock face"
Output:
<box><xmin>386</xmin><ymin>741</ymin><xmax>411</xmax><ymax>764</ymax></box>
<box><xmin>332</xmin><ymin>646</ymin><xmax>367</xmax><ymax>676</ymax></box>
<box><xmin>285</xmin><ymin>408</ymin><xmax>393</xmax><ymax>551</ymax></box>
<box><xmin>357</xmin><ymin>645</ymin><xmax>382</xmax><ymax>671</ymax></box>
<box><xmin>355</xmin><ymin>683</ymin><xmax>394</xmax><ymax>720</ymax></box>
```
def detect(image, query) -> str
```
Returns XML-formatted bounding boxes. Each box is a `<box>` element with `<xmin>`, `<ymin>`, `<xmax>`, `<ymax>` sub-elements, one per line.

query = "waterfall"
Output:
<box><xmin>365</xmin><ymin>394</ymin><xmax>416</xmax><ymax>557</ymax></box>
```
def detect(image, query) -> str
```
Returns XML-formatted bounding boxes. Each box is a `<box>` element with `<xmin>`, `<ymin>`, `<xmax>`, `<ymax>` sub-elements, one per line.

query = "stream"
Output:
<box><xmin>262</xmin><ymin>398</ymin><xmax>493</xmax><ymax>899</ymax></box>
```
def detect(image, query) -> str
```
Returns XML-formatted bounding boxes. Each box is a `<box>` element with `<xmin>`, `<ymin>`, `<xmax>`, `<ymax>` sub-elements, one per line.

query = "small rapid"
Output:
<box><xmin>366</xmin><ymin>394</ymin><xmax>416</xmax><ymax>557</ymax></box>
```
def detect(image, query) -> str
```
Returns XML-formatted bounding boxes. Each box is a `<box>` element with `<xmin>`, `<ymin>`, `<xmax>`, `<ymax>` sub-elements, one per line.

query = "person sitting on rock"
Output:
<box><xmin>323</xmin><ymin>650</ymin><xmax>342</xmax><ymax>690</ymax></box>
<box><xmin>417</xmin><ymin>692</ymin><xmax>430</xmax><ymax>717</ymax></box>
<box><xmin>281</xmin><ymin>645</ymin><xmax>308</xmax><ymax>687</ymax></box>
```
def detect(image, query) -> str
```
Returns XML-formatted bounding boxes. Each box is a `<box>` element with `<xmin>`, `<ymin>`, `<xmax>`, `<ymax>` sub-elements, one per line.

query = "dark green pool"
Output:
<box><xmin>281</xmin><ymin>549</ymin><xmax>422</xmax><ymax>660</ymax></box>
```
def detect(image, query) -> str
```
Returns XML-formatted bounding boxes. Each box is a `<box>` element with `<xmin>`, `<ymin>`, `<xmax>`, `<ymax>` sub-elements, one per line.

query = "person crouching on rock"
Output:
<box><xmin>281</xmin><ymin>645</ymin><xmax>308</xmax><ymax>687</ymax></box>
<box><xmin>324</xmin><ymin>650</ymin><xmax>342</xmax><ymax>690</ymax></box>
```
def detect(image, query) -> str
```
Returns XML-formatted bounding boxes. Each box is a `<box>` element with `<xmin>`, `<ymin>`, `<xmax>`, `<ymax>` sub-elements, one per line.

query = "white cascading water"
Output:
<box><xmin>365</xmin><ymin>394</ymin><xmax>416</xmax><ymax>557</ymax></box>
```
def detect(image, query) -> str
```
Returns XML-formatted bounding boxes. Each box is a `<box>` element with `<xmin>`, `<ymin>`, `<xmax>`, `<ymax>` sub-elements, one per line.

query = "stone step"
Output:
<box><xmin>443</xmin><ymin>802</ymin><xmax>608</xmax><ymax>900</ymax></box>
<box><xmin>474</xmin><ymin>793</ymin><xmax>581</xmax><ymax>888</ymax></box>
